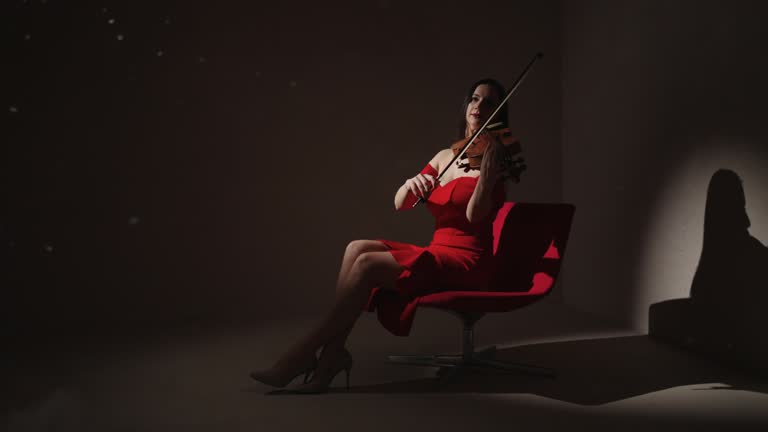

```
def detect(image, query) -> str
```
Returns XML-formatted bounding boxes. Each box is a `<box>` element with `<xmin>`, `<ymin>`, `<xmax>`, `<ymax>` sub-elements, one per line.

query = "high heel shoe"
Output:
<box><xmin>288</xmin><ymin>348</ymin><xmax>353</xmax><ymax>394</ymax></box>
<box><xmin>249</xmin><ymin>354</ymin><xmax>318</xmax><ymax>388</ymax></box>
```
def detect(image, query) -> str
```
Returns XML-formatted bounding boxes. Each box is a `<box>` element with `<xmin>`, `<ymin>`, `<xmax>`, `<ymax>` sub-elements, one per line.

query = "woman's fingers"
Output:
<box><xmin>405</xmin><ymin>179</ymin><xmax>422</xmax><ymax>198</ymax></box>
<box><xmin>422</xmin><ymin>174</ymin><xmax>437</xmax><ymax>189</ymax></box>
<box><xmin>417</xmin><ymin>174</ymin><xmax>435</xmax><ymax>191</ymax></box>
<box><xmin>407</xmin><ymin>177</ymin><xmax>426</xmax><ymax>198</ymax></box>
<box><xmin>415</xmin><ymin>174</ymin><xmax>431</xmax><ymax>196</ymax></box>
<box><xmin>487</xmin><ymin>142</ymin><xmax>502</xmax><ymax>165</ymax></box>
<box><xmin>407</xmin><ymin>173</ymin><xmax>438</xmax><ymax>199</ymax></box>
<box><xmin>481</xmin><ymin>142</ymin><xmax>503</xmax><ymax>179</ymax></box>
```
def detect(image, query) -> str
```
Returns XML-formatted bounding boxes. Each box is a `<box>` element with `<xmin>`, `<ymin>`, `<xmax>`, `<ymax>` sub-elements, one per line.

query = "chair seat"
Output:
<box><xmin>416</xmin><ymin>272</ymin><xmax>554</xmax><ymax>313</ymax></box>
<box><xmin>382</xmin><ymin>202</ymin><xmax>574</xmax><ymax>379</ymax></box>
<box><xmin>368</xmin><ymin>203</ymin><xmax>573</xmax><ymax>337</ymax></box>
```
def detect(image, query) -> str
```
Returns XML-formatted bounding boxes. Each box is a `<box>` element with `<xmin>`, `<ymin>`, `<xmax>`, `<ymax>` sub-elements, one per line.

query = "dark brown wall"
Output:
<box><xmin>4</xmin><ymin>0</ymin><xmax>562</xmax><ymax>337</ymax></box>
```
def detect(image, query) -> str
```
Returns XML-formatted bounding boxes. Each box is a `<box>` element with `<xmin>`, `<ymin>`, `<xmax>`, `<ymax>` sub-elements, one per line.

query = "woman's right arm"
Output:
<box><xmin>394</xmin><ymin>149</ymin><xmax>450</xmax><ymax>211</ymax></box>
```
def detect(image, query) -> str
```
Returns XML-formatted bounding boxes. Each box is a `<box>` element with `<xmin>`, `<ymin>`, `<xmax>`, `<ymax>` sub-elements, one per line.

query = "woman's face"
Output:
<box><xmin>465</xmin><ymin>84</ymin><xmax>500</xmax><ymax>135</ymax></box>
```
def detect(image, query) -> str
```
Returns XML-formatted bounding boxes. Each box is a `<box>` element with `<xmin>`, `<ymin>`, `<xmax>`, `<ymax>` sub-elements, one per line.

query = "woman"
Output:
<box><xmin>250</xmin><ymin>78</ymin><xmax>514</xmax><ymax>393</ymax></box>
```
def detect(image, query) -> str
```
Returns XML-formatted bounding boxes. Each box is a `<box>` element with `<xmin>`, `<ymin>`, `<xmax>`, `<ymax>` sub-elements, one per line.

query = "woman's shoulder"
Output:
<box><xmin>429</xmin><ymin>148</ymin><xmax>454</xmax><ymax>173</ymax></box>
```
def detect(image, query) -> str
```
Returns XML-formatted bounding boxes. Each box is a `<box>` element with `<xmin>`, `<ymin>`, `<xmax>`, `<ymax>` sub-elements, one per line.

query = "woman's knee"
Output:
<box><xmin>337</xmin><ymin>252</ymin><xmax>399</xmax><ymax>295</ymax></box>
<box><xmin>351</xmin><ymin>252</ymin><xmax>401</xmax><ymax>285</ymax></box>
<box><xmin>353</xmin><ymin>252</ymin><xmax>378</xmax><ymax>273</ymax></box>
<box><xmin>345</xmin><ymin>240</ymin><xmax>386</xmax><ymax>259</ymax></box>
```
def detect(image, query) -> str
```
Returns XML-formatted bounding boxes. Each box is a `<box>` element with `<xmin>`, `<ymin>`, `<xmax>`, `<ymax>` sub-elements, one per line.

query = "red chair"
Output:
<box><xmin>384</xmin><ymin>202</ymin><xmax>575</xmax><ymax>377</ymax></box>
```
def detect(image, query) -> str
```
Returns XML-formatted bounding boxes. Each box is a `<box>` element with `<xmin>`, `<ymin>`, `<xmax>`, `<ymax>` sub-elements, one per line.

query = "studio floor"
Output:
<box><xmin>4</xmin><ymin>301</ymin><xmax>768</xmax><ymax>431</ymax></box>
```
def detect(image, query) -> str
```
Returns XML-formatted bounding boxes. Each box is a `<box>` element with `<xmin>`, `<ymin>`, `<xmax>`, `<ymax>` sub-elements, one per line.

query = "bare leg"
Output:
<box><xmin>280</xmin><ymin>250</ymin><xmax>402</xmax><ymax>363</ymax></box>
<box><xmin>335</xmin><ymin>240</ymin><xmax>389</xmax><ymax>296</ymax></box>
<box><xmin>282</xmin><ymin>251</ymin><xmax>404</xmax><ymax>392</ymax></box>
<box><xmin>251</xmin><ymin>241</ymin><xmax>398</xmax><ymax>388</ymax></box>
<box><xmin>325</xmin><ymin>240</ymin><xmax>393</xmax><ymax>352</ymax></box>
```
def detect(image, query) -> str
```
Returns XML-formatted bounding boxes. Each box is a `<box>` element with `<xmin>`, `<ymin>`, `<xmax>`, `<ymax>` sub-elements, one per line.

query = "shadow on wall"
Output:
<box><xmin>649</xmin><ymin>169</ymin><xmax>768</xmax><ymax>375</ymax></box>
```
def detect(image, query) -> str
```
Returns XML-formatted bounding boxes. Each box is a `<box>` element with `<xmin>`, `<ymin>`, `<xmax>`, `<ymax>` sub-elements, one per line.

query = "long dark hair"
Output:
<box><xmin>457</xmin><ymin>78</ymin><xmax>509</xmax><ymax>139</ymax></box>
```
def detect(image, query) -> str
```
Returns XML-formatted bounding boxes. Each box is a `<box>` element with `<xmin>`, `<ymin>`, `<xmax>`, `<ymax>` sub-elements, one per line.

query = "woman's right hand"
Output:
<box><xmin>404</xmin><ymin>173</ymin><xmax>437</xmax><ymax>199</ymax></box>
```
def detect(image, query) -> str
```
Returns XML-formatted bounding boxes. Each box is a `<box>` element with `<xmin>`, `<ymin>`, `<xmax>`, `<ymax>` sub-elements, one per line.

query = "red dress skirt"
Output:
<box><xmin>364</xmin><ymin>163</ymin><xmax>506</xmax><ymax>336</ymax></box>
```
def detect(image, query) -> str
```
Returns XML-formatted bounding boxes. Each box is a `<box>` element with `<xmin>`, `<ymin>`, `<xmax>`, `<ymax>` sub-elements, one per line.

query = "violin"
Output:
<box><xmin>449</xmin><ymin>122</ymin><xmax>527</xmax><ymax>182</ymax></box>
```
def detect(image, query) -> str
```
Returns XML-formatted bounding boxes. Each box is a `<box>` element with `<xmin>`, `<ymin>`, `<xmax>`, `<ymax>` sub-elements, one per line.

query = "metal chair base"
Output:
<box><xmin>387</xmin><ymin>311</ymin><xmax>556</xmax><ymax>379</ymax></box>
<box><xmin>387</xmin><ymin>344</ymin><xmax>555</xmax><ymax>378</ymax></box>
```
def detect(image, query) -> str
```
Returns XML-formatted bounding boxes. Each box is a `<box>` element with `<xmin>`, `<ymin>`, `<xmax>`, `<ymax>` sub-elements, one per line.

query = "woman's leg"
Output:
<box><xmin>322</xmin><ymin>240</ymin><xmax>392</xmax><ymax>351</ymax></box>
<box><xmin>280</xmin><ymin>250</ymin><xmax>402</xmax><ymax>364</ymax></box>
<box><xmin>250</xmin><ymin>242</ymin><xmax>398</xmax><ymax>387</ymax></box>
<box><xmin>335</xmin><ymin>240</ymin><xmax>389</xmax><ymax>295</ymax></box>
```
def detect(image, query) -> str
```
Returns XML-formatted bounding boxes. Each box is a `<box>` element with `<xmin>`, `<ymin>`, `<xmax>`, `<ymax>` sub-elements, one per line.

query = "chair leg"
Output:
<box><xmin>387</xmin><ymin>354</ymin><xmax>464</xmax><ymax>367</ymax></box>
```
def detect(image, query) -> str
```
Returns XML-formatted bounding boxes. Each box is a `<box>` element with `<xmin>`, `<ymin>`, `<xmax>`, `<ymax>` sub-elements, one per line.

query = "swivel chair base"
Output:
<box><xmin>386</xmin><ymin>312</ymin><xmax>555</xmax><ymax>378</ymax></box>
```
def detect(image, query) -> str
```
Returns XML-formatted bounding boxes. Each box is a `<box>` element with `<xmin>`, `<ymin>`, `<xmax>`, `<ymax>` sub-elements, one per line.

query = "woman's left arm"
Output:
<box><xmin>466</xmin><ymin>139</ymin><xmax>505</xmax><ymax>223</ymax></box>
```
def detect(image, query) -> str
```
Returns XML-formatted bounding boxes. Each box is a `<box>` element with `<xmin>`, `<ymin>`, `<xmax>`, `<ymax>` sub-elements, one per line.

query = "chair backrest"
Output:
<box><xmin>490</xmin><ymin>202</ymin><xmax>575</xmax><ymax>294</ymax></box>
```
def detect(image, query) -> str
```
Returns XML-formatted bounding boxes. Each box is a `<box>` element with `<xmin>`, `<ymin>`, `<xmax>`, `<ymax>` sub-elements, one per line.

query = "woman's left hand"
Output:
<box><xmin>479</xmin><ymin>133</ymin><xmax>504</xmax><ymax>184</ymax></box>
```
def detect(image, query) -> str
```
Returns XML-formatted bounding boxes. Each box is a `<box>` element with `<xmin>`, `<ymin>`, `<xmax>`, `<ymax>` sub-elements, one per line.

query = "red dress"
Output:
<box><xmin>364</xmin><ymin>163</ymin><xmax>506</xmax><ymax>336</ymax></box>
